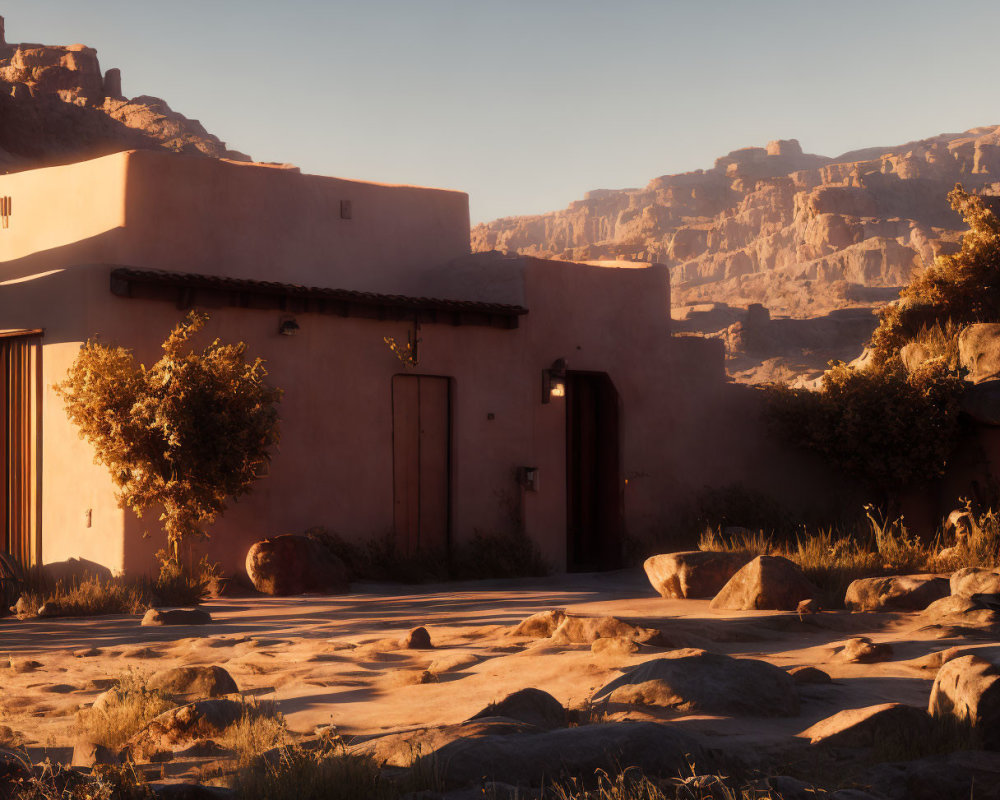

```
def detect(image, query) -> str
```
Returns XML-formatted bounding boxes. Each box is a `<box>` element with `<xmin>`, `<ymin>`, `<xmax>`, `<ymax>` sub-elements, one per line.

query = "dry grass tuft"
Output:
<box><xmin>220</xmin><ymin>700</ymin><xmax>289</xmax><ymax>766</ymax></box>
<box><xmin>74</xmin><ymin>669</ymin><xmax>175</xmax><ymax>751</ymax></box>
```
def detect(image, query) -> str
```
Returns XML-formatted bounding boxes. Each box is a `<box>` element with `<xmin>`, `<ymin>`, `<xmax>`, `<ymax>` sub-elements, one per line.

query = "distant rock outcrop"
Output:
<box><xmin>0</xmin><ymin>15</ymin><xmax>249</xmax><ymax>172</ymax></box>
<box><xmin>473</xmin><ymin>132</ymin><xmax>1000</xmax><ymax>318</ymax></box>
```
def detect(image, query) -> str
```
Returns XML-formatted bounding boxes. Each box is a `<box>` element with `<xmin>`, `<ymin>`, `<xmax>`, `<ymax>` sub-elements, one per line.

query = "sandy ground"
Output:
<box><xmin>1</xmin><ymin>569</ymin><xmax>995</xmax><ymax>779</ymax></box>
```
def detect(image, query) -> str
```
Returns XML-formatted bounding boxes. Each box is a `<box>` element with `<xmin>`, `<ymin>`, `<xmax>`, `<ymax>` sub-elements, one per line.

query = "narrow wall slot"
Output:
<box><xmin>1</xmin><ymin>196</ymin><xmax>11</xmax><ymax>229</ymax></box>
<box><xmin>340</xmin><ymin>199</ymin><xmax>352</xmax><ymax>220</ymax></box>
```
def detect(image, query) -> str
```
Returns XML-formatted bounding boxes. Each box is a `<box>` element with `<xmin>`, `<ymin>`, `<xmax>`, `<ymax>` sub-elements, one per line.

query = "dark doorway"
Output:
<box><xmin>392</xmin><ymin>374</ymin><xmax>451</xmax><ymax>555</ymax></box>
<box><xmin>0</xmin><ymin>335</ymin><xmax>33</xmax><ymax>566</ymax></box>
<box><xmin>566</xmin><ymin>371</ymin><xmax>622</xmax><ymax>571</ymax></box>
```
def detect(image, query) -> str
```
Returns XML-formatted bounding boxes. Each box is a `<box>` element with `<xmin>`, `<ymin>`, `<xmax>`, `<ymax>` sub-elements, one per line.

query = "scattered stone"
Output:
<box><xmin>71</xmin><ymin>738</ymin><xmax>118</xmax><ymax>767</ymax></box>
<box><xmin>928</xmin><ymin>654</ymin><xmax>1000</xmax><ymax>749</ymax></box>
<box><xmin>919</xmin><ymin>594</ymin><xmax>1000</xmax><ymax>635</ymax></box>
<box><xmin>124</xmin><ymin>699</ymin><xmax>249</xmax><ymax>762</ymax></box>
<box><xmin>591</xmin><ymin>637</ymin><xmax>640</xmax><ymax>659</ymax></box>
<box><xmin>838</xmin><ymin>637</ymin><xmax>894</xmax><ymax>663</ymax></box>
<box><xmin>593</xmin><ymin>649</ymin><xmax>799</xmax><ymax>717</ymax></box>
<box><xmin>73</xmin><ymin>648</ymin><xmax>101</xmax><ymax>658</ymax></box>
<box><xmin>788</xmin><ymin>665</ymin><xmax>832</xmax><ymax>685</ymax></box>
<box><xmin>120</xmin><ymin>646</ymin><xmax>161</xmax><ymax>658</ymax></box>
<box><xmin>428</xmin><ymin>653</ymin><xmax>479</xmax><ymax>674</ymax></box>
<box><xmin>508</xmin><ymin>609</ymin><xmax>565</xmax><ymax>638</ymax></box>
<box><xmin>710</xmin><ymin>555</ymin><xmax>819</xmax><ymax>611</ymax></box>
<box><xmin>642</xmin><ymin>550</ymin><xmax>752</xmax><ymax>599</ymax></box>
<box><xmin>9</xmin><ymin>596</ymin><xmax>31</xmax><ymax>618</ymax></box>
<box><xmin>141</xmin><ymin>608</ymin><xmax>212</xmax><ymax>626</ymax></box>
<box><xmin>469</xmin><ymin>688</ymin><xmax>566</xmax><ymax>730</ymax></box>
<box><xmin>147</xmin><ymin>666</ymin><xmax>238</xmax><ymax>700</ymax></box>
<box><xmin>796</xmin><ymin>598</ymin><xmax>820</xmax><ymax>617</ymax></box>
<box><xmin>244</xmin><ymin>533</ymin><xmax>349</xmax><ymax>596</ymax></box>
<box><xmin>36</xmin><ymin>601</ymin><xmax>64</xmax><ymax>618</ymax></box>
<box><xmin>9</xmin><ymin>659</ymin><xmax>41</xmax><ymax>673</ymax></box>
<box><xmin>399</xmin><ymin>626</ymin><xmax>433</xmax><ymax>649</ymax></box>
<box><xmin>951</xmin><ymin>567</ymin><xmax>1000</xmax><ymax>598</ymax></box>
<box><xmin>802</xmin><ymin>703</ymin><xmax>932</xmax><ymax>747</ymax></box>
<box><xmin>549</xmin><ymin>615</ymin><xmax>665</xmax><ymax>646</ymax></box>
<box><xmin>844</xmin><ymin>574</ymin><xmax>949</xmax><ymax>612</ymax></box>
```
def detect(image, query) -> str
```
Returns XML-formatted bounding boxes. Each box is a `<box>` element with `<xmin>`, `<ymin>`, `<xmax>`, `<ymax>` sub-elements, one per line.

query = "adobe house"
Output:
<box><xmin>0</xmin><ymin>150</ymin><xmax>833</xmax><ymax>577</ymax></box>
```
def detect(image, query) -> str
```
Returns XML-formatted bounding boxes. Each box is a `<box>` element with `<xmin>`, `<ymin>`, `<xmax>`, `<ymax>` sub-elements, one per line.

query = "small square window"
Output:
<box><xmin>340</xmin><ymin>199</ymin><xmax>352</xmax><ymax>220</ymax></box>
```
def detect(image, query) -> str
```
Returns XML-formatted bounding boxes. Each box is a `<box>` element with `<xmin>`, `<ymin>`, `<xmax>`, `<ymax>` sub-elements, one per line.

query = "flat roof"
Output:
<box><xmin>109</xmin><ymin>267</ymin><xmax>527</xmax><ymax>329</ymax></box>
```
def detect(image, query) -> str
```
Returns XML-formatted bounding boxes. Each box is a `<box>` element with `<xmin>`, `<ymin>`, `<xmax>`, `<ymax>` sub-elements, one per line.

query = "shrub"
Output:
<box><xmin>54</xmin><ymin>311</ymin><xmax>281</xmax><ymax>559</ymax></box>
<box><xmin>870</xmin><ymin>186</ymin><xmax>1000</xmax><ymax>362</ymax></box>
<box><xmin>75</xmin><ymin>669</ymin><xmax>175</xmax><ymax>751</ymax></box>
<box><xmin>765</xmin><ymin>356</ymin><xmax>965</xmax><ymax>496</ymax></box>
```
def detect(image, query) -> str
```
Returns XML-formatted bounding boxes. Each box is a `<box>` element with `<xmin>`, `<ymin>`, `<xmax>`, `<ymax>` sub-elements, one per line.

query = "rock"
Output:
<box><xmin>40</xmin><ymin>557</ymin><xmax>112</xmax><ymax>585</ymax></box>
<box><xmin>960</xmin><ymin>323</ymin><xmax>1000</xmax><ymax>384</ymax></box>
<box><xmin>864</xmin><ymin>750</ymin><xmax>1000</xmax><ymax>800</ymax></box>
<box><xmin>124</xmin><ymin>699</ymin><xmax>248</xmax><ymax>762</ymax></box>
<box><xmin>71</xmin><ymin>738</ymin><xmax>118</xmax><ymax>767</ymax></box>
<box><xmin>961</xmin><ymin>381</ymin><xmax>1000</xmax><ymax>426</ymax></box>
<box><xmin>147</xmin><ymin>666</ymin><xmax>238</xmax><ymax>700</ymax></box>
<box><xmin>802</xmin><ymin>703</ymin><xmax>932</xmax><ymax>748</ymax></box>
<box><xmin>919</xmin><ymin>594</ymin><xmax>1000</xmax><ymax>635</ymax></box>
<box><xmin>36</xmin><ymin>601</ymin><xmax>64</xmax><ymax>617</ymax></box>
<box><xmin>592</xmin><ymin>649</ymin><xmax>799</xmax><ymax>717</ymax></box>
<box><xmin>468</xmin><ymin>688</ymin><xmax>566</xmax><ymax>730</ymax></box>
<box><xmin>427</xmin><ymin>653</ymin><xmax>479</xmax><ymax>674</ymax></box>
<box><xmin>839</xmin><ymin>637</ymin><xmax>894</xmax><ymax>663</ymax></box>
<box><xmin>710</xmin><ymin>555</ymin><xmax>818</xmax><ymax>611</ymax></box>
<box><xmin>410</xmin><ymin>721</ymin><xmax>711</xmax><ymax>790</ymax></box>
<box><xmin>788</xmin><ymin>665</ymin><xmax>832</xmax><ymax>685</ymax></box>
<box><xmin>9</xmin><ymin>659</ymin><xmax>40</xmax><ymax>673</ymax></box>
<box><xmin>952</xmin><ymin>568</ymin><xmax>1000</xmax><ymax>598</ymax></box>
<box><xmin>797</xmin><ymin>598</ymin><xmax>820</xmax><ymax>617</ymax></box>
<box><xmin>508</xmin><ymin>609</ymin><xmax>565</xmax><ymax>638</ymax></box>
<box><xmin>141</xmin><ymin>608</ymin><xmax>212</xmax><ymax>626</ymax></box>
<box><xmin>244</xmin><ymin>533</ymin><xmax>349</xmax><ymax>596</ymax></box>
<box><xmin>549</xmin><ymin>615</ymin><xmax>664</xmax><ymax>645</ymax></box>
<box><xmin>928</xmin><ymin>654</ymin><xmax>1000</xmax><ymax>749</ymax></box>
<box><xmin>353</xmin><ymin>719</ymin><xmax>541</xmax><ymax>767</ymax></box>
<box><xmin>844</xmin><ymin>574</ymin><xmax>950</xmax><ymax>612</ymax></box>
<box><xmin>399</xmin><ymin>626</ymin><xmax>433</xmax><ymax>649</ymax></box>
<box><xmin>591</xmin><ymin>637</ymin><xmax>640</xmax><ymax>659</ymax></box>
<box><xmin>642</xmin><ymin>551</ymin><xmax>752</xmax><ymax>599</ymax></box>
<box><xmin>9</xmin><ymin>596</ymin><xmax>31</xmax><ymax>618</ymax></box>
<box><xmin>73</xmin><ymin>647</ymin><xmax>101</xmax><ymax>658</ymax></box>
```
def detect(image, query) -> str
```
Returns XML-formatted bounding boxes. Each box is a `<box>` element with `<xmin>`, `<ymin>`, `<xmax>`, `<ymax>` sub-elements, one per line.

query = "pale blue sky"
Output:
<box><xmin>6</xmin><ymin>1</ymin><xmax>1000</xmax><ymax>222</ymax></box>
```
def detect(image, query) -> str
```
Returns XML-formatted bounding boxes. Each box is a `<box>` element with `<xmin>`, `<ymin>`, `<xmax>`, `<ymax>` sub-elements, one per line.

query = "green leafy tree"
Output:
<box><xmin>871</xmin><ymin>185</ymin><xmax>1000</xmax><ymax>361</ymax></box>
<box><xmin>55</xmin><ymin>312</ymin><xmax>282</xmax><ymax>558</ymax></box>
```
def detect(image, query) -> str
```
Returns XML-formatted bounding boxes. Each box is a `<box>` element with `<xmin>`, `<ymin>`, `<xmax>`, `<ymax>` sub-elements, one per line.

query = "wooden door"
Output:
<box><xmin>0</xmin><ymin>336</ymin><xmax>33</xmax><ymax>567</ymax></box>
<box><xmin>566</xmin><ymin>372</ymin><xmax>622</xmax><ymax>571</ymax></box>
<box><xmin>392</xmin><ymin>375</ymin><xmax>451</xmax><ymax>554</ymax></box>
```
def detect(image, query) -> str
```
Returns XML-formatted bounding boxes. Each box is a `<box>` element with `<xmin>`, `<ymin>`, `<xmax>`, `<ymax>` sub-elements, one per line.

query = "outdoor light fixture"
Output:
<box><xmin>542</xmin><ymin>358</ymin><xmax>567</xmax><ymax>403</ymax></box>
<box><xmin>279</xmin><ymin>318</ymin><xmax>300</xmax><ymax>336</ymax></box>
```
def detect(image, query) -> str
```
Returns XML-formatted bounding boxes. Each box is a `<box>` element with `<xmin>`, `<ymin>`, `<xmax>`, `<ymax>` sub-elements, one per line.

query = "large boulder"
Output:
<box><xmin>929</xmin><ymin>654</ymin><xmax>1000</xmax><ymax>750</ymax></box>
<box><xmin>468</xmin><ymin>688</ymin><xmax>566</xmax><ymax>730</ymax></box>
<box><xmin>838</xmin><ymin>636</ymin><xmax>894</xmax><ymax>663</ymax></box>
<box><xmin>802</xmin><ymin>703</ymin><xmax>932</xmax><ymax>747</ymax></box>
<box><xmin>508</xmin><ymin>610</ymin><xmax>565</xmax><ymax>638</ymax></box>
<box><xmin>146</xmin><ymin>666</ymin><xmax>238</xmax><ymax>700</ymax></box>
<box><xmin>245</xmin><ymin>533</ymin><xmax>349</xmax><ymax>596</ymax></box>
<box><xmin>959</xmin><ymin>323</ymin><xmax>1000</xmax><ymax>384</ymax></box>
<box><xmin>844</xmin><ymin>574</ymin><xmax>949</xmax><ymax>612</ymax></box>
<box><xmin>592</xmin><ymin>649</ymin><xmax>799</xmax><ymax>717</ymax></box>
<box><xmin>643</xmin><ymin>551</ymin><xmax>753</xmax><ymax>599</ymax></box>
<box><xmin>410</xmin><ymin>721</ymin><xmax>710</xmax><ymax>790</ymax></box>
<box><xmin>919</xmin><ymin>594</ymin><xmax>1000</xmax><ymax>636</ymax></box>
<box><xmin>710</xmin><ymin>555</ymin><xmax>818</xmax><ymax>611</ymax></box>
<box><xmin>952</xmin><ymin>568</ymin><xmax>1000</xmax><ymax>598</ymax></box>
<box><xmin>124</xmin><ymin>699</ymin><xmax>248</xmax><ymax>762</ymax></box>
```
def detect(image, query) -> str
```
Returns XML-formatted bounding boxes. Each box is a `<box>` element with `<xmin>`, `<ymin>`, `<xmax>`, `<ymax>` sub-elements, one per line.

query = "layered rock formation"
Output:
<box><xmin>473</xmin><ymin>133</ymin><xmax>1000</xmax><ymax>318</ymax></box>
<box><xmin>0</xmin><ymin>16</ymin><xmax>249</xmax><ymax>171</ymax></box>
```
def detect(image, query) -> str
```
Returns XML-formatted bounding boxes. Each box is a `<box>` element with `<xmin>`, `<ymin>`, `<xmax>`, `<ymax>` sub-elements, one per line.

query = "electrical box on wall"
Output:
<box><xmin>518</xmin><ymin>466</ymin><xmax>539</xmax><ymax>492</ymax></box>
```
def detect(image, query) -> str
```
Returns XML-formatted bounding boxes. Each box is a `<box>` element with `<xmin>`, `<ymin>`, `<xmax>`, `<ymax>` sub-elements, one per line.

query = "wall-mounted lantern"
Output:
<box><xmin>279</xmin><ymin>317</ymin><xmax>300</xmax><ymax>336</ymax></box>
<box><xmin>542</xmin><ymin>358</ymin><xmax>567</xmax><ymax>403</ymax></box>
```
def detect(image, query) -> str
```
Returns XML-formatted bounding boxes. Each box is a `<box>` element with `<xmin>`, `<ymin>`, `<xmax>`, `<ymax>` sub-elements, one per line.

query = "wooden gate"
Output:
<box><xmin>392</xmin><ymin>375</ymin><xmax>451</xmax><ymax>555</ymax></box>
<box><xmin>0</xmin><ymin>334</ymin><xmax>36</xmax><ymax>567</ymax></box>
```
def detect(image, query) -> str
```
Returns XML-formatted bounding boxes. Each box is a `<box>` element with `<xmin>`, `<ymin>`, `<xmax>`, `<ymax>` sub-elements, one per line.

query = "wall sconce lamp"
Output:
<box><xmin>542</xmin><ymin>358</ymin><xmax>567</xmax><ymax>403</ymax></box>
<box><xmin>279</xmin><ymin>318</ymin><xmax>300</xmax><ymax>336</ymax></box>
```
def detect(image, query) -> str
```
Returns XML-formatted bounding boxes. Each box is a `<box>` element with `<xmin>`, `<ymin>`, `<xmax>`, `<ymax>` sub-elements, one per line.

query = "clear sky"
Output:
<box><xmin>6</xmin><ymin>1</ymin><xmax>1000</xmax><ymax>223</ymax></box>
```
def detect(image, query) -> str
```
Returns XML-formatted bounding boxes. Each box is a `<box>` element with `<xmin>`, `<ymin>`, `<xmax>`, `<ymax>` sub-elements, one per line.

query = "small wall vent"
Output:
<box><xmin>340</xmin><ymin>199</ymin><xmax>353</xmax><ymax>220</ymax></box>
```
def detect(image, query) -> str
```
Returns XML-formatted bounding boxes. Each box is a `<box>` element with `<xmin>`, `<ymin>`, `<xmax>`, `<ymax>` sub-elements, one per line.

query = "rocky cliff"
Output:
<box><xmin>473</xmin><ymin>132</ymin><xmax>1000</xmax><ymax>318</ymax></box>
<box><xmin>0</xmin><ymin>16</ymin><xmax>249</xmax><ymax>172</ymax></box>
